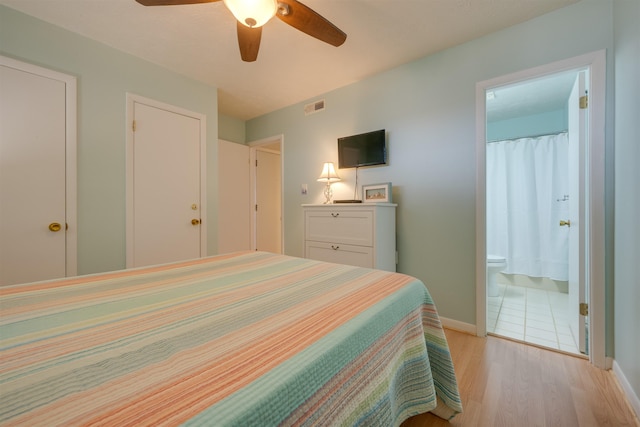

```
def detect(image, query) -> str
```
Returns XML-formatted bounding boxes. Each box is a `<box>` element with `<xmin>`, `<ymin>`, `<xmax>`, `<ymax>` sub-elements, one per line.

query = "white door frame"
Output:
<box><xmin>125</xmin><ymin>93</ymin><xmax>207</xmax><ymax>267</ymax></box>
<box><xmin>475</xmin><ymin>50</ymin><xmax>607</xmax><ymax>368</ymax></box>
<box><xmin>248</xmin><ymin>135</ymin><xmax>284</xmax><ymax>253</ymax></box>
<box><xmin>0</xmin><ymin>55</ymin><xmax>77</xmax><ymax>279</ymax></box>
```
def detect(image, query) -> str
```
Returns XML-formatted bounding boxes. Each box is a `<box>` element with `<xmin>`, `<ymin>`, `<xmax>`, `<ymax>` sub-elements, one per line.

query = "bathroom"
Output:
<box><xmin>485</xmin><ymin>69</ymin><xmax>587</xmax><ymax>356</ymax></box>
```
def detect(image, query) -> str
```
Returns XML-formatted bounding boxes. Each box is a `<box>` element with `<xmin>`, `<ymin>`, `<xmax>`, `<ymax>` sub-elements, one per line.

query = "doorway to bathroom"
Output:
<box><xmin>486</xmin><ymin>70</ymin><xmax>585</xmax><ymax>356</ymax></box>
<box><xmin>475</xmin><ymin>51</ymin><xmax>606</xmax><ymax>367</ymax></box>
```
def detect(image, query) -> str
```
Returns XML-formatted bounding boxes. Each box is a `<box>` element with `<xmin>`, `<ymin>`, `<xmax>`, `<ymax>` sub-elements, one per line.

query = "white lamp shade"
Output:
<box><xmin>223</xmin><ymin>0</ymin><xmax>277</xmax><ymax>28</ymax></box>
<box><xmin>317</xmin><ymin>162</ymin><xmax>341</xmax><ymax>183</ymax></box>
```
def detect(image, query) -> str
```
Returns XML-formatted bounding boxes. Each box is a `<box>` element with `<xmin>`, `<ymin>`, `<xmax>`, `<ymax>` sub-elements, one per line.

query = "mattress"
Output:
<box><xmin>0</xmin><ymin>251</ymin><xmax>462</xmax><ymax>426</ymax></box>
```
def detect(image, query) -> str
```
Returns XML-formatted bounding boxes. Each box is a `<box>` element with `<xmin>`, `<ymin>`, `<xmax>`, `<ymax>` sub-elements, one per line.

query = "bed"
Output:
<box><xmin>0</xmin><ymin>251</ymin><xmax>462</xmax><ymax>426</ymax></box>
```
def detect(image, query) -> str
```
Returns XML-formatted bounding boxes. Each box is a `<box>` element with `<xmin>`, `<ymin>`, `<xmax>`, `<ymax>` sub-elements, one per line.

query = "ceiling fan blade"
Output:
<box><xmin>135</xmin><ymin>0</ymin><xmax>220</xmax><ymax>6</ymax></box>
<box><xmin>237</xmin><ymin>22</ymin><xmax>262</xmax><ymax>62</ymax></box>
<box><xmin>276</xmin><ymin>0</ymin><xmax>346</xmax><ymax>47</ymax></box>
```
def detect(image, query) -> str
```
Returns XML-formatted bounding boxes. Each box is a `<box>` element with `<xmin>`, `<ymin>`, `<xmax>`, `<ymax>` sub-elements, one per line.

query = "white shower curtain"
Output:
<box><xmin>487</xmin><ymin>133</ymin><xmax>570</xmax><ymax>281</ymax></box>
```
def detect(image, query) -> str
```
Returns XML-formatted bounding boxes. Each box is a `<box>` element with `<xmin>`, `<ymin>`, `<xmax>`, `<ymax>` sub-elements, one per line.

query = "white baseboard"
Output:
<box><xmin>440</xmin><ymin>317</ymin><xmax>477</xmax><ymax>335</ymax></box>
<box><xmin>612</xmin><ymin>360</ymin><xmax>640</xmax><ymax>421</ymax></box>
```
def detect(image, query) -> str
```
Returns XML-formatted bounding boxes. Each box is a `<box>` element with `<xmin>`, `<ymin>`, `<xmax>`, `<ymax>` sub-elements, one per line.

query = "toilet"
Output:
<box><xmin>487</xmin><ymin>255</ymin><xmax>507</xmax><ymax>297</ymax></box>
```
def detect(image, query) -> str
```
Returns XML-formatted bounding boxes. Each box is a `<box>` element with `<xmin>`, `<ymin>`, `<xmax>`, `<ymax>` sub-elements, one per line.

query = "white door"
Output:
<box><xmin>218</xmin><ymin>140</ymin><xmax>251</xmax><ymax>253</ymax></box>
<box><xmin>0</xmin><ymin>58</ymin><xmax>76</xmax><ymax>286</ymax></box>
<box><xmin>255</xmin><ymin>149</ymin><xmax>281</xmax><ymax>253</ymax></box>
<box><xmin>127</xmin><ymin>97</ymin><xmax>205</xmax><ymax>268</ymax></box>
<box><xmin>567</xmin><ymin>72</ymin><xmax>587</xmax><ymax>353</ymax></box>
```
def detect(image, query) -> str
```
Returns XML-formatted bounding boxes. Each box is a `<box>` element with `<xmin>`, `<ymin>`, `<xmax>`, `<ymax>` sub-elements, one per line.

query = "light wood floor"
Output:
<box><xmin>402</xmin><ymin>329</ymin><xmax>639</xmax><ymax>427</ymax></box>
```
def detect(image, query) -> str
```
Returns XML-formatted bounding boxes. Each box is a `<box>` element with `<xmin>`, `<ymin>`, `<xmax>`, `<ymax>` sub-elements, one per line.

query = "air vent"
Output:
<box><xmin>304</xmin><ymin>99</ymin><xmax>325</xmax><ymax>116</ymax></box>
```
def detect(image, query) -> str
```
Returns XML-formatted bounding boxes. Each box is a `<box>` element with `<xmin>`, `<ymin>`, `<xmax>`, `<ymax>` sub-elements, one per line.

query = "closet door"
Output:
<box><xmin>255</xmin><ymin>149</ymin><xmax>282</xmax><ymax>253</ymax></box>
<box><xmin>126</xmin><ymin>95</ymin><xmax>206</xmax><ymax>268</ymax></box>
<box><xmin>0</xmin><ymin>58</ymin><xmax>76</xmax><ymax>286</ymax></box>
<box><xmin>218</xmin><ymin>140</ymin><xmax>251</xmax><ymax>253</ymax></box>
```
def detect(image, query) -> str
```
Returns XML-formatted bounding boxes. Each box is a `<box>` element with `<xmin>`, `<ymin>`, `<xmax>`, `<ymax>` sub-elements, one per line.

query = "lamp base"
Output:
<box><xmin>323</xmin><ymin>183</ymin><xmax>333</xmax><ymax>204</ymax></box>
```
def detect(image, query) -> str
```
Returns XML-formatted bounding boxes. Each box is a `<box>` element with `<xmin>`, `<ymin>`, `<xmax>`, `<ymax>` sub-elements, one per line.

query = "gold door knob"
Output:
<box><xmin>49</xmin><ymin>222</ymin><xmax>62</xmax><ymax>232</ymax></box>
<box><xmin>560</xmin><ymin>220</ymin><xmax>571</xmax><ymax>227</ymax></box>
<box><xmin>191</xmin><ymin>219</ymin><xmax>201</xmax><ymax>225</ymax></box>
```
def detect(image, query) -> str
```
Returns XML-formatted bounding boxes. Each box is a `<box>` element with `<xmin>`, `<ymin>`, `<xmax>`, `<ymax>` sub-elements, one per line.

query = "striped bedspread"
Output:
<box><xmin>0</xmin><ymin>251</ymin><xmax>462</xmax><ymax>426</ymax></box>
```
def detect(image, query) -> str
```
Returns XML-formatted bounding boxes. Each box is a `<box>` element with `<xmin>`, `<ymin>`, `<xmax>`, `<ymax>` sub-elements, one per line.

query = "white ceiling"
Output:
<box><xmin>1</xmin><ymin>0</ymin><xmax>578</xmax><ymax>120</ymax></box>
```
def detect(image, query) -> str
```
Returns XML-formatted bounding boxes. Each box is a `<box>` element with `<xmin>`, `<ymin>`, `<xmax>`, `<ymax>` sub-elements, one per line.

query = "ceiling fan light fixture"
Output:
<box><xmin>223</xmin><ymin>0</ymin><xmax>277</xmax><ymax>28</ymax></box>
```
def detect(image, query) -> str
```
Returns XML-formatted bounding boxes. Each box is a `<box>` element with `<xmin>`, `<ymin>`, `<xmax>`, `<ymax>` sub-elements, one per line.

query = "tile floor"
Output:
<box><xmin>487</xmin><ymin>283</ymin><xmax>581</xmax><ymax>355</ymax></box>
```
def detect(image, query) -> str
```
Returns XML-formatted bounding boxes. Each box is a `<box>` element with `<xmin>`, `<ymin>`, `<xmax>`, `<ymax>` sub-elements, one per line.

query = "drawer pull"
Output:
<box><xmin>331</xmin><ymin>245</ymin><xmax>340</xmax><ymax>250</ymax></box>
<box><xmin>331</xmin><ymin>213</ymin><xmax>340</xmax><ymax>218</ymax></box>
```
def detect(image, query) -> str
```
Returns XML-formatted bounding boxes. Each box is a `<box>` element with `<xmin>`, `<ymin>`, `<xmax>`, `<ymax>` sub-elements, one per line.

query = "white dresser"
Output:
<box><xmin>302</xmin><ymin>203</ymin><xmax>397</xmax><ymax>271</ymax></box>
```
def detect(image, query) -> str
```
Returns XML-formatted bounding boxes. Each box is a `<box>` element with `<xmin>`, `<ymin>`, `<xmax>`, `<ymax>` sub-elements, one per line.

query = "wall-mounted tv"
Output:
<box><xmin>337</xmin><ymin>129</ymin><xmax>387</xmax><ymax>169</ymax></box>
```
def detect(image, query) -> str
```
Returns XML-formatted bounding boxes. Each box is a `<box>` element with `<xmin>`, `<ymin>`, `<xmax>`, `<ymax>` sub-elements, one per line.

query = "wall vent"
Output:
<box><xmin>304</xmin><ymin>99</ymin><xmax>325</xmax><ymax>116</ymax></box>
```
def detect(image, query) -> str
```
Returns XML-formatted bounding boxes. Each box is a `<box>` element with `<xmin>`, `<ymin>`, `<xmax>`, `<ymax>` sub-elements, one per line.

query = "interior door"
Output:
<box><xmin>255</xmin><ymin>149</ymin><xmax>282</xmax><ymax>253</ymax></box>
<box><xmin>0</xmin><ymin>59</ymin><xmax>76</xmax><ymax>286</ymax></box>
<box><xmin>129</xmin><ymin>99</ymin><xmax>204</xmax><ymax>267</ymax></box>
<box><xmin>218</xmin><ymin>140</ymin><xmax>251</xmax><ymax>253</ymax></box>
<box><xmin>567</xmin><ymin>71</ymin><xmax>587</xmax><ymax>353</ymax></box>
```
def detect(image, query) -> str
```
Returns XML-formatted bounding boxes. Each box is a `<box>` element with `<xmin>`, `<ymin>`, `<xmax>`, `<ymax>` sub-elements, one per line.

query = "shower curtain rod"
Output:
<box><xmin>486</xmin><ymin>130</ymin><xmax>567</xmax><ymax>143</ymax></box>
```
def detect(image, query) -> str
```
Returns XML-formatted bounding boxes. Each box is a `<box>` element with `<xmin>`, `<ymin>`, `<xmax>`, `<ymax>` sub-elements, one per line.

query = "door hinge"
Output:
<box><xmin>132</xmin><ymin>120</ymin><xmax>137</xmax><ymax>132</ymax></box>
<box><xmin>255</xmin><ymin>159</ymin><xmax>258</xmax><ymax>167</ymax></box>
<box><xmin>579</xmin><ymin>95</ymin><xmax>588</xmax><ymax>109</ymax></box>
<box><xmin>579</xmin><ymin>302</ymin><xmax>588</xmax><ymax>316</ymax></box>
<box><xmin>255</xmin><ymin>204</ymin><xmax>258</xmax><ymax>211</ymax></box>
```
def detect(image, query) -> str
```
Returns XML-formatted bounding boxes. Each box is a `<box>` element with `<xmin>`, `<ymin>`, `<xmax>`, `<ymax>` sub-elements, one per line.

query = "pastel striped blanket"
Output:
<box><xmin>0</xmin><ymin>251</ymin><xmax>462</xmax><ymax>426</ymax></box>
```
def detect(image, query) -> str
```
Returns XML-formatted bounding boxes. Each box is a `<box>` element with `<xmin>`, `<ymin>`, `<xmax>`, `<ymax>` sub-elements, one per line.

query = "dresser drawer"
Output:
<box><xmin>305</xmin><ymin>241</ymin><xmax>374</xmax><ymax>268</ymax></box>
<box><xmin>304</xmin><ymin>210</ymin><xmax>373</xmax><ymax>246</ymax></box>
<box><xmin>302</xmin><ymin>203</ymin><xmax>396</xmax><ymax>272</ymax></box>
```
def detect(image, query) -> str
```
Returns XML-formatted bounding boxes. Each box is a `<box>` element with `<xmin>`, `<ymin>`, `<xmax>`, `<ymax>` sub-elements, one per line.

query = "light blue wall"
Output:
<box><xmin>219</xmin><ymin>113</ymin><xmax>246</xmax><ymax>143</ymax></box>
<box><xmin>487</xmin><ymin>108</ymin><xmax>567</xmax><ymax>142</ymax></box>
<box><xmin>0</xmin><ymin>5</ymin><xmax>219</xmax><ymax>275</ymax></box>
<box><xmin>613</xmin><ymin>0</ymin><xmax>640</xmax><ymax>411</ymax></box>
<box><xmin>246</xmin><ymin>1</ymin><xmax>615</xmax><ymax>331</ymax></box>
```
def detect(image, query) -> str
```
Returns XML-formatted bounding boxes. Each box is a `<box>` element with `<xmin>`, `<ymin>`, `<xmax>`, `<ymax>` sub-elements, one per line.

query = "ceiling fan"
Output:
<box><xmin>134</xmin><ymin>0</ymin><xmax>347</xmax><ymax>62</ymax></box>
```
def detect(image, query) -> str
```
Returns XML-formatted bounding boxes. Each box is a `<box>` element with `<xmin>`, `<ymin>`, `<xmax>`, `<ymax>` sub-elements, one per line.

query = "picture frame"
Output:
<box><xmin>362</xmin><ymin>182</ymin><xmax>392</xmax><ymax>203</ymax></box>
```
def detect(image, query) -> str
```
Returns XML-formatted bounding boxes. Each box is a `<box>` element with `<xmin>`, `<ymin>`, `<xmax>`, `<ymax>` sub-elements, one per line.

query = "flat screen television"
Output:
<box><xmin>337</xmin><ymin>129</ymin><xmax>387</xmax><ymax>169</ymax></box>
